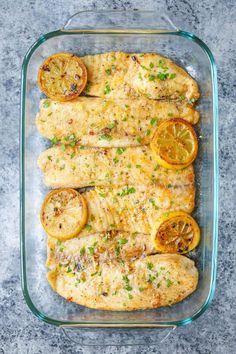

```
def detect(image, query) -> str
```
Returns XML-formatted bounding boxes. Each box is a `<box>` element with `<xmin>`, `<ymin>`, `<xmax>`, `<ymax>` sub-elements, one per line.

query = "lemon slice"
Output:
<box><xmin>150</xmin><ymin>118</ymin><xmax>198</xmax><ymax>169</ymax></box>
<box><xmin>40</xmin><ymin>188</ymin><xmax>88</xmax><ymax>240</ymax></box>
<box><xmin>38</xmin><ymin>52</ymin><xmax>87</xmax><ymax>101</ymax></box>
<box><xmin>151</xmin><ymin>211</ymin><xmax>200</xmax><ymax>254</ymax></box>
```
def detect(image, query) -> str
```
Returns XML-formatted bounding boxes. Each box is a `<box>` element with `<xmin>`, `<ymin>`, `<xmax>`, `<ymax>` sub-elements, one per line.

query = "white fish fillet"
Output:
<box><xmin>38</xmin><ymin>145</ymin><xmax>195</xmax><ymax>189</ymax></box>
<box><xmin>36</xmin><ymin>97</ymin><xmax>199</xmax><ymax>147</ymax></box>
<box><xmin>46</xmin><ymin>231</ymin><xmax>156</xmax><ymax>269</ymax></box>
<box><xmin>82</xmin><ymin>52</ymin><xmax>200</xmax><ymax>101</ymax></box>
<box><xmin>47</xmin><ymin>254</ymin><xmax>198</xmax><ymax>310</ymax></box>
<box><xmin>78</xmin><ymin>184</ymin><xmax>195</xmax><ymax>236</ymax></box>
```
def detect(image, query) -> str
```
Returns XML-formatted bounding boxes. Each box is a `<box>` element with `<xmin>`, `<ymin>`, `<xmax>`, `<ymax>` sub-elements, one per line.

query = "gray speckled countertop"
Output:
<box><xmin>0</xmin><ymin>0</ymin><xmax>236</xmax><ymax>353</ymax></box>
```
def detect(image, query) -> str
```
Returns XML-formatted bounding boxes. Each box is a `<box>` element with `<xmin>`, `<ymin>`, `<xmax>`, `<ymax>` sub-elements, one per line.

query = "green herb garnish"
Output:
<box><xmin>117</xmin><ymin>187</ymin><xmax>136</xmax><ymax>197</ymax></box>
<box><xmin>104</xmin><ymin>83</ymin><xmax>111</xmax><ymax>94</ymax></box>
<box><xmin>105</xmin><ymin>68</ymin><xmax>111</xmax><ymax>75</ymax></box>
<box><xmin>166</xmin><ymin>279</ymin><xmax>173</xmax><ymax>288</ymax></box>
<box><xmin>80</xmin><ymin>247</ymin><xmax>85</xmax><ymax>256</ymax></box>
<box><xmin>150</xmin><ymin>118</ymin><xmax>158</xmax><ymax>126</ymax></box>
<box><xmin>85</xmin><ymin>224</ymin><xmax>92</xmax><ymax>231</ymax></box>
<box><xmin>99</xmin><ymin>134</ymin><xmax>112</xmax><ymax>141</ymax></box>
<box><xmin>43</xmin><ymin>100</ymin><xmax>50</xmax><ymax>108</ymax></box>
<box><xmin>147</xmin><ymin>262</ymin><xmax>154</xmax><ymax>270</ymax></box>
<box><xmin>116</xmin><ymin>147</ymin><xmax>126</xmax><ymax>155</ymax></box>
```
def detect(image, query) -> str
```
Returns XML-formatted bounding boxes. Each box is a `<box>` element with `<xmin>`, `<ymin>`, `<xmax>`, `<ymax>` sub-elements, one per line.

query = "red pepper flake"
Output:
<box><xmin>101</xmin><ymin>127</ymin><xmax>111</xmax><ymax>134</ymax></box>
<box><xmin>42</xmin><ymin>64</ymin><xmax>50</xmax><ymax>72</ymax></box>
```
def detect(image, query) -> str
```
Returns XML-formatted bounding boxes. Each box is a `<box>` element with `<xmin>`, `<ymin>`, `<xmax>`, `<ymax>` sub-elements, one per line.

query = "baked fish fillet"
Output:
<box><xmin>82</xmin><ymin>52</ymin><xmax>200</xmax><ymax>101</ymax></box>
<box><xmin>38</xmin><ymin>145</ymin><xmax>194</xmax><ymax>189</ymax></box>
<box><xmin>47</xmin><ymin>254</ymin><xmax>198</xmax><ymax>310</ymax></box>
<box><xmin>78</xmin><ymin>184</ymin><xmax>195</xmax><ymax>237</ymax></box>
<box><xmin>36</xmin><ymin>97</ymin><xmax>199</xmax><ymax>147</ymax></box>
<box><xmin>46</xmin><ymin>230</ymin><xmax>156</xmax><ymax>269</ymax></box>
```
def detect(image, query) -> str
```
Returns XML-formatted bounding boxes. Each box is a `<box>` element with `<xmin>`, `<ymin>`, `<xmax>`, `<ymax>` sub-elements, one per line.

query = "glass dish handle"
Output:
<box><xmin>60</xmin><ymin>326</ymin><xmax>176</xmax><ymax>346</ymax></box>
<box><xmin>62</xmin><ymin>10</ymin><xmax>179</xmax><ymax>32</ymax></box>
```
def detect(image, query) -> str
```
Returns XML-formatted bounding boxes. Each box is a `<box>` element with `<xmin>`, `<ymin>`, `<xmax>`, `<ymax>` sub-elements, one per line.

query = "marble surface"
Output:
<box><xmin>0</xmin><ymin>0</ymin><xmax>236</xmax><ymax>353</ymax></box>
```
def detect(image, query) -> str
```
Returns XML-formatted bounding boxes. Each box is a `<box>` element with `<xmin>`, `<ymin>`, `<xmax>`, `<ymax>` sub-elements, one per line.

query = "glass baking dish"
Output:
<box><xmin>20</xmin><ymin>10</ymin><xmax>218</xmax><ymax>339</ymax></box>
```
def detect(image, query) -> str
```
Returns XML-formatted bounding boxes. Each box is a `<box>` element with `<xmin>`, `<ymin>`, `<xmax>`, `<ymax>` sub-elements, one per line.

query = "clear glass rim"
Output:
<box><xmin>20</xmin><ymin>25</ymin><xmax>219</xmax><ymax>328</ymax></box>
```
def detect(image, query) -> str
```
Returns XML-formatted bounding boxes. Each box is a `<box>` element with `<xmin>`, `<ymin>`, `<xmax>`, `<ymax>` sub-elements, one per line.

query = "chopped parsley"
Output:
<box><xmin>147</xmin><ymin>274</ymin><xmax>156</xmax><ymax>283</ymax></box>
<box><xmin>147</xmin><ymin>262</ymin><xmax>154</xmax><ymax>270</ymax></box>
<box><xmin>170</xmin><ymin>73</ymin><xmax>176</xmax><ymax>79</ymax></box>
<box><xmin>115</xmin><ymin>246</ymin><xmax>120</xmax><ymax>256</ymax></box>
<box><xmin>136</xmin><ymin>136</ymin><xmax>142</xmax><ymax>144</ymax></box>
<box><xmin>113</xmin><ymin>157</ymin><xmax>119</xmax><ymax>164</ymax></box>
<box><xmin>149</xmin><ymin>198</ymin><xmax>159</xmax><ymax>210</ymax></box>
<box><xmin>88</xmin><ymin>246</ymin><xmax>95</xmax><ymax>255</ymax></box>
<box><xmin>51</xmin><ymin>136</ymin><xmax>59</xmax><ymax>145</ymax></box>
<box><xmin>91</xmin><ymin>271</ymin><xmax>98</xmax><ymax>276</ymax></box>
<box><xmin>166</xmin><ymin>279</ymin><xmax>173</xmax><ymax>288</ymax></box>
<box><xmin>85</xmin><ymin>224</ymin><xmax>92</xmax><ymax>231</ymax></box>
<box><xmin>107</xmin><ymin>122</ymin><xmax>116</xmax><ymax>129</ymax></box>
<box><xmin>117</xmin><ymin>187</ymin><xmax>136</xmax><ymax>197</ymax></box>
<box><xmin>70</xmin><ymin>152</ymin><xmax>75</xmax><ymax>159</ymax></box>
<box><xmin>104</xmin><ymin>83</ymin><xmax>111</xmax><ymax>95</ymax></box>
<box><xmin>148</xmin><ymin>75</ymin><xmax>156</xmax><ymax>81</ymax></box>
<box><xmin>157</xmin><ymin>72</ymin><xmax>169</xmax><ymax>81</ymax></box>
<box><xmin>99</xmin><ymin>192</ymin><xmax>107</xmax><ymax>198</ymax></box>
<box><xmin>140</xmin><ymin>64</ymin><xmax>149</xmax><ymax>70</ymax></box>
<box><xmin>99</xmin><ymin>134</ymin><xmax>112</xmax><ymax>141</ymax></box>
<box><xmin>80</xmin><ymin>247</ymin><xmax>85</xmax><ymax>256</ymax></box>
<box><xmin>116</xmin><ymin>147</ymin><xmax>126</xmax><ymax>155</ymax></box>
<box><xmin>47</xmin><ymin>155</ymin><xmax>52</xmax><ymax>161</ymax></box>
<box><xmin>138</xmin><ymin>73</ymin><xmax>143</xmax><ymax>80</ymax></box>
<box><xmin>150</xmin><ymin>118</ymin><xmax>158</xmax><ymax>126</ymax></box>
<box><xmin>118</xmin><ymin>238</ymin><xmax>128</xmax><ymax>246</ymax></box>
<box><xmin>105</xmin><ymin>68</ymin><xmax>111</xmax><ymax>75</ymax></box>
<box><xmin>61</xmin><ymin>144</ymin><xmax>66</xmax><ymax>152</ymax></box>
<box><xmin>102</xmin><ymin>234</ymin><xmax>109</xmax><ymax>242</ymax></box>
<box><xmin>122</xmin><ymin>275</ymin><xmax>133</xmax><ymax>291</ymax></box>
<box><xmin>43</xmin><ymin>100</ymin><xmax>50</xmax><ymax>108</ymax></box>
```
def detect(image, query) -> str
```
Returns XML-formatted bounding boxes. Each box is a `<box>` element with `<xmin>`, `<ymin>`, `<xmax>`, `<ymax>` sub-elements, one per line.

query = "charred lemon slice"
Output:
<box><xmin>40</xmin><ymin>188</ymin><xmax>88</xmax><ymax>240</ymax></box>
<box><xmin>38</xmin><ymin>52</ymin><xmax>87</xmax><ymax>101</ymax></box>
<box><xmin>151</xmin><ymin>211</ymin><xmax>200</xmax><ymax>254</ymax></box>
<box><xmin>150</xmin><ymin>118</ymin><xmax>198</xmax><ymax>169</ymax></box>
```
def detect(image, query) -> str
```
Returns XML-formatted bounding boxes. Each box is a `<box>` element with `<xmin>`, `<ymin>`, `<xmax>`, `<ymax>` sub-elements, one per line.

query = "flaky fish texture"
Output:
<box><xmin>47</xmin><ymin>253</ymin><xmax>198</xmax><ymax>310</ymax></box>
<box><xmin>38</xmin><ymin>145</ymin><xmax>194</xmax><ymax>189</ymax></box>
<box><xmin>76</xmin><ymin>184</ymin><xmax>195</xmax><ymax>237</ymax></box>
<box><xmin>82</xmin><ymin>52</ymin><xmax>200</xmax><ymax>101</ymax></box>
<box><xmin>36</xmin><ymin>97</ymin><xmax>199</xmax><ymax>147</ymax></box>
<box><xmin>46</xmin><ymin>230</ymin><xmax>156</xmax><ymax>269</ymax></box>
